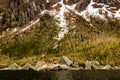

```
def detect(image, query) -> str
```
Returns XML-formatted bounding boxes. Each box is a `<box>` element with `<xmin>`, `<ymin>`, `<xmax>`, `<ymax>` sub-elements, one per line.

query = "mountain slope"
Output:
<box><xmin>0</xmin><ymin>0</ymin><xmax>120</xmax><ymax>65</ymax></box>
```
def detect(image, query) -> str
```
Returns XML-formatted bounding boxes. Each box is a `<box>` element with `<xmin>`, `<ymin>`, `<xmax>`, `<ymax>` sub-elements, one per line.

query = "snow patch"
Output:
<box><xmin>78</xmin><ymin>0</ymin><xmax>120</xmax><ymax>21</ymax></box>
<box><xmin>115</xmin><ymin>9</ymin><xmax>120</xmax><ymax>19</ymax></box>
<box><xmin>46</xmin><ymin>0</ymin><xmax>49</xmax><ymax>3</ymax></box>
<box><xmin>13</xmin><ymin>28</ymin><xmax>17</xmax><ymax>33</ymax></box>
<box><xmin>80</xmin><ymin>0</ymin><xmax>106</xmax><ymax>21</ymax></box>
<box><xmin>50</xmin><ymin>0</ymin><xmax>77</xmax><ymax>41</ymax></box>
<box><xmin>41</xmin><ymin>10</ymin><xmax>48</xmax><ymax>15</ymax></box>
<box><xmin>10</xmin><ymin>28</ymin><xmax>18</xmax><ymax>34</ymax></box>
<box><xmin>66</xmin><ymin>0</ymin><xmax>69</xmax><ymax>2</ymax></box>
<box><xmin>66</xmin><ymin>4</ymin><xmax>77</xmax><ymax>10</ymax></box>
<box><xmin>55</xmin><ymin>0</ymin><xmax>69</xmax><ymax>41</ymax></box>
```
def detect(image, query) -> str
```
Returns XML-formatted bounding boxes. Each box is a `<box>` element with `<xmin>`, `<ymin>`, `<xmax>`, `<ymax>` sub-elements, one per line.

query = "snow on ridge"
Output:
<box><xmin>79</xmin><ymin>0</ymin><xmax>106</xmax><ymax>21</ymax></box>
<box><xmin>87</xmin><ymin>0</ymin><xmax>106</xmax><ymax>20</ymax></box>
<box><xmin>102</xmin><ymin>4</ymin><xmax>120</xmax><ymax>20</ymax></box>
<box><xmin>54</xmin><ymin>0</ymin><xmax>68</xmax><ymax>41</ymax></box>
<box><xmin>78</xmin><ymin>0</ymin><xmax>120</xmax><ymax>21</ymax></box>
<box><xmin>49</xmin><ymin>0</ymin><xmax>77</xmax><ymax>41</ymax></box>
<box><xmin>102</xmin><ymin>5</ymin><xmax>113</xmax><ymax>18</ymax></box>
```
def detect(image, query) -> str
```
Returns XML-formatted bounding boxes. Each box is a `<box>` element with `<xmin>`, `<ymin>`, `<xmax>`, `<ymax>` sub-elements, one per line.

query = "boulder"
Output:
<box><xmin>59</xmin><ymin>64</ymin><xmax>72</xmax><ymax>70</ymax></box>
<box><xmin>85</xmin><ymin>60</ymin><xmax>100</xmax><ymax>70</ymax></box>
<box><xmin>72</xmin><ymin>62</ymin><xmax>85</xmax><ymax>69</ymax></box>
<box><xmin>112</xmin><ymin>66</ymin><xmax>120</xmax><ymax>70</ymax></box>
<box><xmin>85</xmin><ymin>61</ymin><xmax>92</xmax><ymax>70</ymax></box>
<box><xmin>60</xmin><ymin>56</ymin><xmax>73</xmax><ymax>66</ymax></box>
<box><xmin>1</xmin><ymin>63</ymin><xmax>22</xmax><ymax>70</ymax></box>
<box><xmin>22</xmin><ymin>63</ymin><xmax>34</xmax><ymax>70</ymax></box>
<box><xmin>35</xmin><ymin>61</ymin><xmax>46</xmax><ymax>66</ymax></box>
<box><xmin>34</xmin><ymin>61</ymin><xmax>47</xmax><ymax>71</ymax></box>
<box><xmin>48</xmin><ymin>64</ymin><xmax>60</xmax><ymax>70</ymax></box>
<box><xmin>35</xmin><ymin>64</ymin><xmax>48</xmax><ymax>71</ymax></box>
<box><xmin>91</xmin><ymin>61</ymin><xmax>100</xmax><ymax>69</ymax></box>
<box><xmin>48</xmin><ymin>63</ymin><xmax>72</xmax><ymax>70</ymax></box>
<box><xmin>102</xmin><ymin>65</ymin><xmax>111</xmax><ymax>70</ymax></box>
<box><xmin>71</xmin><ymin>67</ymin><xmax>84</xmax><ymax>70</ymax></box>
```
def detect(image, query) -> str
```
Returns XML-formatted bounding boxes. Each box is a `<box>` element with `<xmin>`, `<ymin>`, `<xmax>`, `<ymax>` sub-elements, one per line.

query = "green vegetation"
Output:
<box><xmin>56</xmin><ymin>16</ymin><xmax>120</xmax><ymax>66</ymax></box>
<box><xmin>0</xmin><ymin>13</ymin><xmax>59</xmax><ymax>58</ymax></box>
<box><xmin>0</xmin><ymin>14</ymin><xmax>120</xmax><ymax>66</ymax></box>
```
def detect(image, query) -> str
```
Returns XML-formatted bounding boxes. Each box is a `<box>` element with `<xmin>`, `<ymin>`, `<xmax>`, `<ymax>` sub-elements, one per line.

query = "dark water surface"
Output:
<box><xmin>0</xmin><ymin>70</ymin><xmax>120</xmax><ymax>80</ymax></box>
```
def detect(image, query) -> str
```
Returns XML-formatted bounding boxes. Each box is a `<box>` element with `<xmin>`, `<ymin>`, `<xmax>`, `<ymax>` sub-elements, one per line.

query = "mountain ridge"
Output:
<box><xmin>0</xmin><ymin>0</ymin><xmax>120</xmax><ymax>40</ymax></box>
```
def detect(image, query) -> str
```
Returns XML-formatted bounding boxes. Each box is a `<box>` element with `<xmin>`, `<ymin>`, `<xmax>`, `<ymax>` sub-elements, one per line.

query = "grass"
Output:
<box><xmin>0</xmin><ymin>14</ymin><xmax>120</xmax><ymax>67</ymax></box>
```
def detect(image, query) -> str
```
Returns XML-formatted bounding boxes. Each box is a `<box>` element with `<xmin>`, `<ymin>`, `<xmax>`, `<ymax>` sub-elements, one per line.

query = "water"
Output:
<box><xmin>0</xmin><ymin>70</ymin><xmax>120</xmax><ymax>80</ymax></box>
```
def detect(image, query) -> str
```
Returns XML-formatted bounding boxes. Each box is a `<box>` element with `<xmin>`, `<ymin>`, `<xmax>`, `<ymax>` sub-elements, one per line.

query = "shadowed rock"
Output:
<box><xmin>35</xmin><ymin>64</ymin><xmax>48</xmax><ymax>71</ymax></box>
<box><xmin>85</xmin><ymin>60</ymin><xmax>100</xmax><ymax>70</ymax></box>
<box><xmin>60</xmin><ymin>56</ymin><xmax>73</xmax><ymax>66</ymax></box>
<box><xmin>102</xmin><ymin>64</ymin><xmax>112</xmax><ymax>70</ymax></box>
<box><xmin>1</xmin><ymin>63</ymin><xmax>22</xmax><ymax>70</ymax></box>
<box><xmin>22</xmin><ymin>63</ymin><xmax>35</xmax><ymax>70</ymax></box>
<box><xmin>48</xmin><ymin>63</ymin><xmax>73</xmax><ymax>70</ymax></box>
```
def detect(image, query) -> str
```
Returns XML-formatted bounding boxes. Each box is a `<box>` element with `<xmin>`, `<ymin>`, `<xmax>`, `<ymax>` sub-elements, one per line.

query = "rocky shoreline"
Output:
<box><xmin>0</xmin><ymin>56</ymin><xmax>120</xmax><ymax>71</ymax></box>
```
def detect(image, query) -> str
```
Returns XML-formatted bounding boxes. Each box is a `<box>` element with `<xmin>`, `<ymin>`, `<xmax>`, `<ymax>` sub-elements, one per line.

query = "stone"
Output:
<box><xmin>85</xmin><ymin>60</ymin><xmax>100</xmax><ymax>70</ymax></box>
<box><xmin>59</xmin><ymin>64</ymin><xmax>72</xmax><ymax>70</ymax></box>
<box><xmin>35</xmin><ymin>64</ymin><xmax>48</xmax><ymax>71</ymax></box>
<box><xmin>60</xmin><ymin>56</ymin><xmax>73</xmax><ymax>66</ymax></box>
<box><xmin>85</xmin><ymin>61</ymin><xmax>92</xmax><ymax>70</ymax></box>
<box><xmin>22</xmin><ymin>63</ymin><xmax>34</xmax><ymax>70</ymax></box>
<box><xmin>102</xmin><ymin>65</ymin><xmax>111</xmax><ymax>70</ymax></box>
<box><xmin>91</xmin><ymin>61</ymin><xmax>100</xmax><ymax>69</ymax></box>
<box><xmin>48</xmin><ymin>63</ymin><xmax>72</xmax><ymax>70</ymax></box>
<box><xmin>72</xmin><ymin>62</ymin><xmax>81</xmax><ymax>68</ymax></box>
<box><xmin>112</xmin><ymin>66</ymin><xmax>120</xmax><ymax>70</ymax></box>
<box><xmin>1</xmin><ymin>63</ymin><xmax>22</xmax><ymax>70</ymax></box>
<box><xmin>48</xmin><ymin>64</ymin><xmax>60</xmax><ymax>70</ymax></box>
<box><xmin>71</xmin><ymin>67</ymin><xmax>84</xmax><ymax>70</ymax></box>
<box><xmin>34</xmin><ymin>61</ymin><xmax>47</xmax><ymax>71</ymax></box>
<box><xmin>35</xmin><ymin>61</ymin><xmax>45</xmax><ymax>66</ymax></box>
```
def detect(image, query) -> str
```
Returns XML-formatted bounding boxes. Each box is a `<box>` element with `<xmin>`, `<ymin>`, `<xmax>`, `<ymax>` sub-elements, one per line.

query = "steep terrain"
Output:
<box><xmin>0</xmin><ymin>0</ymin><xmax>120</xmax><ymax>66</ymax></box>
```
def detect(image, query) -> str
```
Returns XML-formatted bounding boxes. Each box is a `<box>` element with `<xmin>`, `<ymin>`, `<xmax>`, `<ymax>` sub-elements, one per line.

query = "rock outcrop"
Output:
<box><xmin>1</xmin><ymin>63</ymin><xmax>22</xmax><ymax>70</ymax></box>
<box><xmin>1</xmin><ymin>56</ymin><xmax>120</xmax><ymax>70</ymax></box>
<box><xmin>85</xmin><ymin>60</ymin><xmax>100</xmax><ymax>70</ymax></box>
<box><xmin>0</xmin><ymin>0</ymin><xmax>120</xmax><ymax>31</ymax></box>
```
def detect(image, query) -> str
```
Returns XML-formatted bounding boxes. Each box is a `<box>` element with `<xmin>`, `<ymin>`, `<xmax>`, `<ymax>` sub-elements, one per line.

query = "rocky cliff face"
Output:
<box><xmin>0</xmin><ymin>0</ymin><xmax>119</xmax><ymax>30</ymax></box>
<box><xmin>0</xmin><ymin>0</ymin><xmax>59</xmax><ymax>30</ymax></box>
<box><xmin>0</xmin><ymin>0</ymin><xmax>120</xmax><ymax>41</ymax></box>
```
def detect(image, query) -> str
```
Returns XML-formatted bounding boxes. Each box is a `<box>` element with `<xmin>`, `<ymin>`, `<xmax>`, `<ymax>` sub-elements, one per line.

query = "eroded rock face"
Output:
<box><xmin>64</xmin><ymin>0</ymin><xmax>80</xmax><ymax>5</ymax></box>
<box><xmin>0</xmin><ymin>59</ymin><xmax>120</xmax><ymax>70</ymax></box>
<box><xmin>0</xmin><ymin>0</ymin><xmax>61</xmax><ymax>30</ymax></box>
<box><xmin>76</xmin><ymin>0</ymin><xmax>91</xmax><ymax>11</ymax></box>
<box><xmin>76</xmin><ymin>0</ymin><xmax>120</xmax><ymax>12</ymax></box>
<box><xmin>0</xmin><ymin>0</ymin><xmax>119</xmax><ymax>31</ymax></box>
<box><xmin>93</xmin><ymin>0</ymin><xmax>120</xmax><ymax>7</ymax></box>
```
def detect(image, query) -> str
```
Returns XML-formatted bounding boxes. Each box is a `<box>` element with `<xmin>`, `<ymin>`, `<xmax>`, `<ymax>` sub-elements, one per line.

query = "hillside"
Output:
<box><xmin>0</xmin><ymin>0</ymin><xmax>120</xmax><ymax>67</ymax></box>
